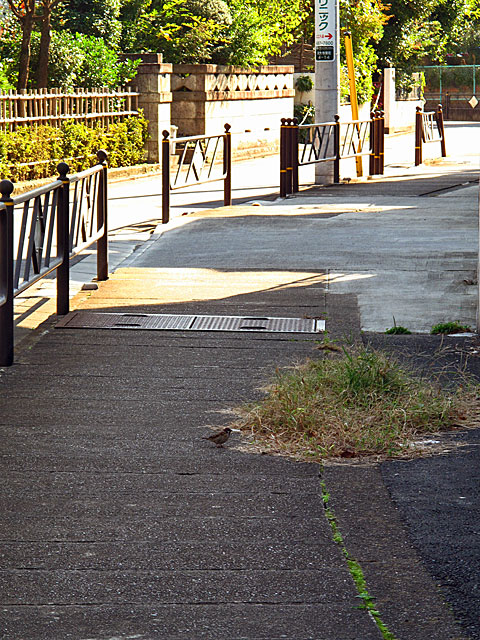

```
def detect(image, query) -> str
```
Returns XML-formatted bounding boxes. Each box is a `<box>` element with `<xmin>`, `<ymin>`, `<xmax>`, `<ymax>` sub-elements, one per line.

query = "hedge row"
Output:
<box><xmin>0</xmin><ymin>112</ymin><xmax>149</xmax><ymax>182</ymax></box>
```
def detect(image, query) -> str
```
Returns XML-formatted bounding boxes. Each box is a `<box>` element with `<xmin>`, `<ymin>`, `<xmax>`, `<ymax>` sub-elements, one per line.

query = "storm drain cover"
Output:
<box><xmin>56</xmin><ymin>311</ymin><xmax>324</xmax><ymax>333</ymax></box>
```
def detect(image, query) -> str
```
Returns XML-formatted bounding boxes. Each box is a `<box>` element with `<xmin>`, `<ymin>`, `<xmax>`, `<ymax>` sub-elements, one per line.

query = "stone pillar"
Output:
<box><xmin>127</xmin><ymin>54</ymin><xmax>172</xmax><ymax>163</ymax></box>
<box><xmin>383</xmin><ymin>67</ymin><xmax>395</xmax><ymax>134</ymax></box>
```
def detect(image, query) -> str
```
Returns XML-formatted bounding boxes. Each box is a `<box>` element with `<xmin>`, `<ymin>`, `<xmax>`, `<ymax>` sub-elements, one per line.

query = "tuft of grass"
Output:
<box><xmin>235</xmin><ymin>347</ymin><xmax>477</xmax><ymax>460</ymax></box>
<box><xmin>431</xmin><ymin>321</ymin><xmax>472</xmax><ymax>335</ymax></box>
<box><xmin>385</xmin><ymin>325</ymin><xmax>411</xmax><ymax>335</ymax></box>
<box><xmin>385</xmin><ymin>316</ymin><xmax>411</xmax><ymax>335</ymax></box>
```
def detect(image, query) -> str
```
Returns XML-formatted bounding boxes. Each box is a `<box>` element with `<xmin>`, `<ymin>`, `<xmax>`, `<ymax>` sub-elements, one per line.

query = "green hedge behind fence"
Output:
<box><xmin>0</xmin><ymin>112</ymin><xmax>149</xmax><ymax>182</ymax></box>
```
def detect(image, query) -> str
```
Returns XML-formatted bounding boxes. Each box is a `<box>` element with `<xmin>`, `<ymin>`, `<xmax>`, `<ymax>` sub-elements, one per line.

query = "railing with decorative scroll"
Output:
<box><xmin>0</xmin><ymin>87</ymin><xmax>139</xmax><ymax>130</ymax></box>
<box><xmin>161</xmin><ymin>124</ymin><xmax>232</xmax><ymax>224</ymax></box>
<box><xmin>0</xmin><ymin>151</ymin><xmax>109</xmax><ymax>366</ymax></box>
<box><xmin>415</xmin><ymin>105</ymin><xmax>446</xmax><ymax>166</ymax></box>
<box><xmin>280</xmin><ymin>113</ymin><xmax>385</xmax><ymax>196</ymax></box>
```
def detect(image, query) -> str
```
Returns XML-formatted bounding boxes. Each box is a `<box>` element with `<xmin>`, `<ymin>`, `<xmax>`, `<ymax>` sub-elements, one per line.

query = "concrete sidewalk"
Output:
<box><xmin>1</xmin><ymin>127</ymin><xmax>479</xmax><ymax>639</ymax></box>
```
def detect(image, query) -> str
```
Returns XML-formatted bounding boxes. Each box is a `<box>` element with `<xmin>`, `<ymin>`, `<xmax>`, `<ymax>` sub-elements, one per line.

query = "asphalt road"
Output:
<box><xmin>383</xmin><ymin>426</ymin><xmax>480</xmax><ymax>640</ymax></box>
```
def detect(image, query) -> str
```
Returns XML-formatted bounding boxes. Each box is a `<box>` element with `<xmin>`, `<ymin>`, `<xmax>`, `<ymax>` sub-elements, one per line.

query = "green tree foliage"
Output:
<box><xmin>339</xmin><ymin>0</ymin><xmax>388</xmax><ymax>104</ymax></box>
<box><xmin>52</xmin><ymin>0</ymin><xmax>123</xmax><ymax>47</ymax></box>
<box><xmin>432</xmin><ymin>0</ymin><xmax>480</xmax><ymax>61</ymax></box>
<box><xmin>120</xmin><ymin>0</ymin><xmax>309</xmax><ymax>66</ymax></box>
<box><xmin>5</xmin><ymin>0</ymin><xmax>37</xmax><ymax>89</ymax></box>
<box><xmin>225</xmin><ymin>0</ymin><xmax>309</xmax><ymax>64</ymax></box>
<box><xmin>0</xmin><ymin>13</ymin><xmax>17</xmax><ymax>89</ymax></box>
<box><xmin>0</xmin><ymin>25</ymin><xmax>138</xmax><ymax>88</ymax></box>
<box><xmin>373</xmin><ymin>0</ymin><xmax>480</xmax><ymax>71</ymax></box>
<box><xmin>120</xmin><ymin>0</ymin><xmax>230</xmax><ymax>62</ymax></box>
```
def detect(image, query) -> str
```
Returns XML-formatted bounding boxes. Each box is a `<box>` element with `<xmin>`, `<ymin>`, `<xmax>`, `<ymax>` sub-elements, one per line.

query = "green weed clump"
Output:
<box><xmin>385</xmin><ymin>325</ymin><xmax>411</xmax><ymax>335</ymax></box>
<box><xmin>385</xmin><ymin>316</ymin><xmax>411</xmax><ymax>334</ymax></box>
<box><xmin>431</xmin><ymin>321</ymin><xmax>471</xmax><ymax>335</ymax></box>
<box><xmin>236</xmin><ymin>347</ymin><xmax>476</xmax><ymax>460</ymax></box>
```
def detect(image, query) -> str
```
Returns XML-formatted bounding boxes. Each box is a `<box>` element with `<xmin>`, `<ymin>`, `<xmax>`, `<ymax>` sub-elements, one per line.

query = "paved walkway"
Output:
<box><xmin>1</xmin><ymin>125</ymin><xmax>480</xmax><ymax>639</ymax></box>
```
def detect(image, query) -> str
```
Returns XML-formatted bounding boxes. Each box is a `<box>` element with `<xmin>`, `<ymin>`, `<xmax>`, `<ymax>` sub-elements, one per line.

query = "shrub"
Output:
<box><xmin>39</xmin><ymin>32</ymin><xmax>139</xmax><ymax>90</ymax></box>
<box><xmin>295</xmin><ymin>75</ymin><xmax>314</xmax><ymax>93</ymax></box>
<box><xmin>0</xmin><ymin>113</ymin><xmax>148</xmax><ymax>182</ymax></box>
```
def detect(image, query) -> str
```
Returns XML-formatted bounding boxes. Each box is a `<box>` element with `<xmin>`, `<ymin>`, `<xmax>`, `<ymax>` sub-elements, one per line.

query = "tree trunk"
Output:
<box><xmin>37</xmin><ymin>10</ymin><xmax>52</xmax><ymax>88</ymax></box>
<box><xmin>17</xmin><ymin>13</ymin><xmax>35</xmax><ymax>91</ymax></box>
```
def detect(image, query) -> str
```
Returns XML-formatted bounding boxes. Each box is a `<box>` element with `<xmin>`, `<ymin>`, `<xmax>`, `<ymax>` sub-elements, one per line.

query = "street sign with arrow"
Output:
<box><xmin>315</xmin><ymin>0</ymin><xmax>336</xmax><ymax>61</ymax></box>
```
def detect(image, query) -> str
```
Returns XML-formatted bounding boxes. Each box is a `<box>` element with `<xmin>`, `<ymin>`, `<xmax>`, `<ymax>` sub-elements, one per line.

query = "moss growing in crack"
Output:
<box><xmin>320</xmin><ymin>478</ymin><xmax>397</xmax><ymax>640</ymax></box>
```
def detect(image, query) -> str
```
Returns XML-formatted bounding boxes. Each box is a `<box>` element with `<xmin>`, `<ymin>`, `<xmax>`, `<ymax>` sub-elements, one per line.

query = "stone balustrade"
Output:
<box><xmin>171</xmin><ymin>65</ymin><xmax>294</xmax><ymax>98</ymax></box>
<box><xmin>127</xmin><ymin>57</ymin><xmax>295</xmax><ymax>162</ymax></box>
<box><xmin>171</xmin><ymin>64</ymin><xmax>295</xmax><ymax>156</ymax></box>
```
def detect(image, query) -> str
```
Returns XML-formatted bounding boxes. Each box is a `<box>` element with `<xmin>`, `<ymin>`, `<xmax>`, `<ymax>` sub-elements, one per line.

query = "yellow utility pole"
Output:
<box><xmin>344</xmin><ymin>31</ymin><xmax>363</xmax><ymax>177</ymax></box>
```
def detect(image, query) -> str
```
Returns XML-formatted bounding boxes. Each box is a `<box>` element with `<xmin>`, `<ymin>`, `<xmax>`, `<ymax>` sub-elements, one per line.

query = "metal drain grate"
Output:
<box><xmin>56</xmin><ymin>311</ymin><xmax>324</xmax><ymax>333</ymax></box>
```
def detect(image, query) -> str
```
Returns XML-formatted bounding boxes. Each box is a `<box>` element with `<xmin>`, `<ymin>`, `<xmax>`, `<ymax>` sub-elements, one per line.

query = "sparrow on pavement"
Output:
<box><xmin>203</xmin><ymin>427</ymin><xmax>232</xmax><ymax>447</ymax></box>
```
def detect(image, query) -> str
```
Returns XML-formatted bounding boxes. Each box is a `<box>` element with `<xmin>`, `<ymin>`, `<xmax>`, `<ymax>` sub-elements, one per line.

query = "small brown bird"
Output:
<box><xmin>203</xmin><ymin>427</ymin><xmax>232</xmax><ymax>447</ymax></box>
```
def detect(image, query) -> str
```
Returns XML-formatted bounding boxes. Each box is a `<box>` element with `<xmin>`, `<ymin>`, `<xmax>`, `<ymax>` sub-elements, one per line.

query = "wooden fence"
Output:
<box><xmin>0</xmin><ymin>87</ymin><xmax>139</xmax><ymax>130</ymax></box>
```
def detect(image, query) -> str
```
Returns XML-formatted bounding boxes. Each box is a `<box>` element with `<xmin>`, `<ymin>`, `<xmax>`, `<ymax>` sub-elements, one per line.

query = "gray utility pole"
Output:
<box><xmin>314</xmin><ymin>0</ymin><xmax>340</xmax><ymax>184</ymax></box>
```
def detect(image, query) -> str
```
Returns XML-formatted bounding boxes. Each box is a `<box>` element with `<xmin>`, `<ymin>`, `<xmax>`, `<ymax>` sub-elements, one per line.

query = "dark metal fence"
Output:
<box><xmin>419</xmin><ymin>64</ymin><xmax>480</xmax><ymax>119</ymax></box>
<box><xmin>415</xmin><ymin>105</ymin><xmax>446</xmax><ymax>166</ymax></box>
<box><xmin>161</xmin><ymin>124</ymin><xmax>232</xmax><ymax>224</ymax></box>
<box><xmin>0</xmin><ymin>151</ymin><xmax>109</xmax><ymax>366</ymax></box>
<box><xmin>432</xmin><ymin>93</ymin><xmax>480</xmax><ymax>121</ymax></box>
<box><xmin>280</xmin><ymin>113</ymin><xmax>385</xmax><ymax>196</ymax></box>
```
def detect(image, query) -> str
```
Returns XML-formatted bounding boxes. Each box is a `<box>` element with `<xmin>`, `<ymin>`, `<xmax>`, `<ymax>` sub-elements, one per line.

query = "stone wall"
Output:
<box><xmin>171</xmin><ymin>65</ymin><xmax>295</xmax><ymax>157</ymax></box>
<box><xmin>126</xmin><ymin>60</ymin><xmax>295</xmax><ymax>162</ymax></box>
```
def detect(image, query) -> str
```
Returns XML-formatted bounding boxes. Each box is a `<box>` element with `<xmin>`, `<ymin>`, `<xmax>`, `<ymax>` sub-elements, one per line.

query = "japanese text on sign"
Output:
<box><xmin>315</xmin><ymin>0</ymin><xmax>336</xmax><ymax>61</ymax></box>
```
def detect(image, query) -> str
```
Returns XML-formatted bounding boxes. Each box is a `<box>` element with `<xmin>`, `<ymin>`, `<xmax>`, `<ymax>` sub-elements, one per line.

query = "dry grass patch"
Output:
<box><xmin>235</xmin><ymin>347</ymin><xmax>479</xmax><ymax>460</ymax></box>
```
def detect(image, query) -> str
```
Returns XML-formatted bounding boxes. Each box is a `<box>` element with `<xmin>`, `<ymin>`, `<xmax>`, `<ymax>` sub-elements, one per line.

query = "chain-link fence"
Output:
<box><xmin>418</xmin><ymin>65</ymin><xmax>480</xmax><ymax>120</ymax></box>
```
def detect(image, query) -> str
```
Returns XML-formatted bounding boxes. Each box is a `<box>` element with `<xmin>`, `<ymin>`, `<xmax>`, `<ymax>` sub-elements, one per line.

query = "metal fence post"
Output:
<box><xmin>369</xmin><ymin>111</ymin><xmax>376</xmax><ymax>176</ymax></box>
<box><xmin>56</xmin><ymin>162</ymin><xmax>70</xmax><ymax>316</ymax></box>
<box><xmin>96</xmin><ymin>149</ymin><xmax>109</xmax><ymax>281</ymax></box>
<box><xmin>436</xmin><ymin>104</ymin><xmax>447</xmax><ymax>158</ymax></box>
<box><xmin>286</xmin><ymin>118</ymin><xmax>294</xmax><ymax>195</ymax></box>
<box><xmin>333</xmin><ymin>115</ymin><xmax>341</xmax><ymax>184</ymax></box>
<box><xmin>415</xmin><ymin>106</ymin><xmax>423</xmax><ymax>166</ymax></box>
<box><xmin>223</xmin><ymin>123</ymin><xmax>232</xmax><ymax>206</ymax></box>
<box><xmin>280</xmin><ymin>118</ymin><xmax>287</xmax><ymax>197</ymax></box>
<box><xmin>444</xmin><ymin>93</ymin><xmax>450</xmax><ymax>120</ymax></box>
<box><xmin>0</xmin><ymin>180</ymin><xmax>14</xmax><ymax>366</ymax></box>
<box><xmin>291</xmin><ymin>117</ymin><xmax>299</xmax><ymax>194</ymax></box>
<box><xmin>379</xmin><ymin>110</ymin><xmax>385</xmax><ymax>174</ymax></box>
<box><xmin>162</xmin><ymin>130</ymin><xmax>171</xmax><ymax>224</ymax></box>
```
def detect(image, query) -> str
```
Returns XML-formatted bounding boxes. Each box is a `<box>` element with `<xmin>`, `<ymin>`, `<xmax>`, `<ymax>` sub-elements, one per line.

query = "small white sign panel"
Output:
<box><xmin>315</xmin><ymin>0</ymin><xmax>336</xmax><ymax>61</ymax></box>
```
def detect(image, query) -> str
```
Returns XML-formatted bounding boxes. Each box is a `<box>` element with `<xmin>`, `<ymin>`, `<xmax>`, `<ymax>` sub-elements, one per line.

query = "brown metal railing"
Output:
<box><xmin>0</xmin><ymin>152</ymin><xmax>109</xmax><ymax>366</ymax></box>
<box><xmin>280</xmin><ymin>112</ymin><xmax>385</xmax><ymax>196</ymax></box>
<box><xmin>0</xmin><ymin>87</ymin><xmax>139</xmax><ymax>130</ymax></box>
<box><xmin>161</xmin><ymin>124</ymin><xmax>232</xmax><ymax>224</ymax></box>
<box><xmin>415</xmin><ymin>105</ymin><xmax>446</xmax><ymax>166</ymax></box>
